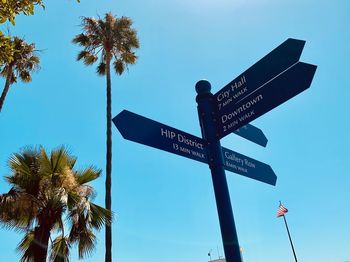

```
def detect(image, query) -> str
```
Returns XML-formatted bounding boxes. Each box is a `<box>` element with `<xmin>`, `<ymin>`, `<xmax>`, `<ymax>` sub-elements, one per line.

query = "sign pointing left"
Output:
<box><xmin>113</xmin><ymin>110</ymin><xmax>276</xmax><ymax>186</ymax></box>
<box><xmin>113</xmin><ymin>110</ymin><xmax>208</xmax><ymax>164</ymax></box>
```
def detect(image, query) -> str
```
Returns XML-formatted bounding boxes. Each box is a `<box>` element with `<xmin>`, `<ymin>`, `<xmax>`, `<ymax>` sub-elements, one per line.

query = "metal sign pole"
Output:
<box><xmin>195</xmin><ymin>80</ymin><xmax>242</xmax><ymax>262</ymax></box>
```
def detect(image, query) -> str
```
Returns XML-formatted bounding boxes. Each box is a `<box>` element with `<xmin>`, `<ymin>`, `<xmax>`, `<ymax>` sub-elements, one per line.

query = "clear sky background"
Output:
<box><xmin>1</xmin><ymin>0</ymin><xmax>349</xmax><ymax>261</ymax></box>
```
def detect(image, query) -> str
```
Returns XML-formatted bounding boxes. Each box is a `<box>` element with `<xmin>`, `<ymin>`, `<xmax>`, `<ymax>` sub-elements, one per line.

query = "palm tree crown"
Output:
<box><xmin>0</xmin><ymin>146</ymin><xmax>112</xmax><ymax>262</ymax></box>
<box><xmin>72</xmin><ymin>12</ymin><xmax>139</xmax><ymax>75</ymax></box>
<box><xmin>0</xmin><ymin>36</ymin><xmax>40</xmax><ymax>112</ymax></box>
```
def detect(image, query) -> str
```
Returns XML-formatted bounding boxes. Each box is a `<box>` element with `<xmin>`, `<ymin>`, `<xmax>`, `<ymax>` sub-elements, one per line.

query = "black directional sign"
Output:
<box><xmin>216</xmin><ymin>62</ymin><xmax>317</xmax><ymax>138</ymax></box>
<box><xmin>222</xmin><ymin>147</ymin><xmax>276</xmax><ymax>186</ymax></box>
<box><xmin>113</xmin><ymin>110</ymin><xmax>276</xmax><ymax>185</ymax></box>
<box><xmin>113</xmin><ymin>110</ymin><xmax>208</xmax><ymax>164</ymax></box>
<box><xmin>232</xmin><ymin>124</ymin><xmax>268</xmax><ymax>147</ymax></box>
<box><xmin>214</xmin><ymin>38</ymin><xmax>306</xmax><ymax>139</ymax></box>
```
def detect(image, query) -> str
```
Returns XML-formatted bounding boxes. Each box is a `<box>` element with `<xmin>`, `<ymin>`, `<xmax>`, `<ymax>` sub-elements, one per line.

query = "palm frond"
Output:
<box><xmin>0</xmin><ymin>65</ymin><xmax>11</xmax><ymax>77</ymax></box>
<box><xmin>10</xmin><ymin>72</ymin><xmax>17</xmax><ymax>84</ymax></box>
<box><xmin>82</xmin><ymin>17</ymin><xmax>98</xmax><ymax>32</ymax></box>
<box><xmin>125</xmin><ymin>30</ymin><xmax>140</xmax><ymax>49</ymax></box>
<box><xmin>114</xmin><ymin>17</ymin><xmax>139</xmax><ymax>49</ymax></box>
<box><xmin>17</xmin><ymin>230</ymin><xmax>36</xmax><ymax>262</ymax></box>
<box><xmin>50</xmin><ymin>236</ymin><xmax>70</xmax><ymax>262</ymax></box>
<box><xmin>0</xmin><ymin>187</ymin><xmax>18</xmax><ymax>208</ymax></box>
<box><xmin>39</xmin><ymin>146</ymin><xmax>52</xmax><ymax>176</ymax></box>
<box><xmin>77</xmin><ymin>51</ymin><xmax>98</xmax><ymax>65</ymax></box>
<box><xmin>122</xmin><ymin>52</ymin><xmax>137</xmax><ymax>65</ymax></box>
<box><xmin>66</xmin><ymin>191</ymin><xmax>80</xmax><ymax>210</ymax></box>
<box><xmin>6</xmin><ymin>148</ymin><xmax>41</xmax><ymax>195</ymax></box>
<box><xmin>77</xmin><ymin>50</ymin><xmax>89</xmax><ymax>61</ymax></box>
<box><xmin>89</xmin><ymin>202</ymin><xmax>112</xmax><ymax>230</ymax></box>
<box><xmin>68</xmin><ymin>211</ymin><xmax>86</xmax><ymax>244</ymax></box>
<box><xmin>0</xmin><ymin>189</ymin><xmax>38</xmax><ymax>231</ymax></box>
<box><xmin>40</xmin><ymin>146</ymin><xmax>75</xmax><ymax>176</ymax></box>
<box><xmin>77</xmin><ymin>229</ymin><xmax>96</xmax><ymax>259</ymax></box>
<box><xmin>96</xmin><ymin>62</ymin><xmax>106</xmax><ymax>75</ymax></box>
<box><xmin>8</xmin><ymin>146</ymin><xmax>39</xmax><ymax>169</ymax></box>
<box><xmin>83</xmin><ymin>54</ymin><xmax>98</xmax><ymax>65</ymax></box>
<box><xmin>75</xmin><ymin>166</ymin><xmax>101</xmax><ymax>185</ymax></box>
<box><xmin>105</xmin><ymin>12</ymin><xmax>116</xmax><ymax>25</ymax></box>
<box><xmin>19</xmin><ymin>70</ymin><xmax>31</xmax><ymax>82</ymax></box>
<box><xmin>97</xmin><ymin>19</ymin><xmax>107</xmax><ymax>41</ymax></box>
<box><xmin>28</xmin><ymin>55</ymin><xmax>40</xmax><ymax>65</ymax></box>
<box><xmin>113</xmin><ymin>59</ymin><xmax>125</xmax><ymax>75</ymax></box>
<box><xmin>72</xmin><ymin>33</ymin><xmax>90</xmax><ymax>46</ymax></box>
<box><xmin>51</xmin><ymin>146</ymin><xmax>66</xmax><ymax>174</ymax></box>
<box><xmin>81</xmin><ymin>17</ymin><xmax>104</xmax><ymax>46</ymax></box>
<box><xmin>116</xmin><ymin>16</ymin><xmax>132</xmax><ymax>31</ymax></box>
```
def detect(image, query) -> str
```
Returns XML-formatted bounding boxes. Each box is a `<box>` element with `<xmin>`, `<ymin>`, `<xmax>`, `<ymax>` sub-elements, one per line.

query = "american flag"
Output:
<box><xmin>277</xmin><ymin>203</ymin><xmax>288</xmax><ymax>217</ymax></box>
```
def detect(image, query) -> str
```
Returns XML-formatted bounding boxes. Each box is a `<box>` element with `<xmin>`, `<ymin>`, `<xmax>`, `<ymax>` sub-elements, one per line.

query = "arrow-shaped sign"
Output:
<box><xmin>113</xmin><ymin>110</ymin><xmax>276</xmax><ymax>185</ymax></box>
<box><xmin>232</xmin><ymin>123</ymin><xmax>268</xmax><ymax>147</ymax></box>
<box><xmin>214</xmin><ymin>38</ymin><xmax>306</xmax><ymax>115</ymax></box>
<box><xmin>113</xmin><ymin>110</ymin><xmax>208</xmax><ymax>164</ymax></box>
<box><xmin>222</xmin><ymin>147</ymin><xmax>276</xmax><ymax>186</ymax></box>
<box><xmin>216</xmin><ymin>61</ymin><xmax>317</xmax><ymax>138</ymax></box>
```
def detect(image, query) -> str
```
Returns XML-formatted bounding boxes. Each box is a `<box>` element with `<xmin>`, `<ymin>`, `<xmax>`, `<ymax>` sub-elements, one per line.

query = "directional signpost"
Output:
<box><xmin>112</xmin><ymin>38</ymin><xmax>317</xmax><ymax>262</ymax></box>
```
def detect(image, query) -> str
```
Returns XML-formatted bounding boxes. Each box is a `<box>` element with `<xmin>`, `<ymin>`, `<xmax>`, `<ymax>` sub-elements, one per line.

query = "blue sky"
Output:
<box><xmin>1</xmin><ymin>0</ymin><xmax>349</xmax><ymax>261</ymax></box>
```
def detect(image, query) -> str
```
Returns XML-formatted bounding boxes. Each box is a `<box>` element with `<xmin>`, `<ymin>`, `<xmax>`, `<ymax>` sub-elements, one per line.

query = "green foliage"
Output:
<box><xmin>0</xmin><ymin>0</ymin><xmax>80</xmax><ymax>63</ymax></box>
<box><xmin>0</xmin><ymin>33</ymin><xmax>14</xmax><ymax>64</ymax></box>
<box><xmin>0</xmin><ymin>0</ymin><xmax>45</xmax><ymax>25</ymax></box>
<box><xmin>0</xmin><ymin>0</ymin><xmax>81</xmax><ymax>26</ymax></box>
<box><xmin>0</xmin><ymin>146</ymin><xmax>112</xmax><ymax>261</ymax></box>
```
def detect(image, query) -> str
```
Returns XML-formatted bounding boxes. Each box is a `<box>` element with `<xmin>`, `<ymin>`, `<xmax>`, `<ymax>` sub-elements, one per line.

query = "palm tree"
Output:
<box><xmin>72</xmin><ymin>12</ymin><xmax>139</xmax><ymax>262</ymax></box>
<box><xmin>0</xmin><ymin>146</ymin><xmax>112</xmax><ymax>262</ymax></box>
<box><xmin>0</xmin><ymin>36</ymin><xmax>40</xmax><ymax>112</ymax></box>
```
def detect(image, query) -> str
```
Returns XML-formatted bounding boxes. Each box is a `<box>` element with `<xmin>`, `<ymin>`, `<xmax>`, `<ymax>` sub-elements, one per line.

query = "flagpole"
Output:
<box><xmin>282</xmin><ymin>214</ymin><xmax>298</xmax><ymax>262</ymax></box>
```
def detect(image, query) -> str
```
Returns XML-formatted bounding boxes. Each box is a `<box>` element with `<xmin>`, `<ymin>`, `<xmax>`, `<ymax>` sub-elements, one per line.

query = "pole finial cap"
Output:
<box><xmin>195</xmin><ymin>80</ymin><xmax>211</xmax><ymax>94</ymax></box>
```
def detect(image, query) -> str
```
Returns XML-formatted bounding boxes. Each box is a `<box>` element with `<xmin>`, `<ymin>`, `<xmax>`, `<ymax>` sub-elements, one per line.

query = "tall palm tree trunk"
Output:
<box><xmin>33</xmin><ymin>225</ymin><xmax>51</xmax><ymax>262</ymax></box>
<box><xmin>0</xmin><ymin>66</ymin><xmax>13</xmax><ymax>112</ymax></box>
<box><xmin>105</xmin><ymin>54</ymin><xmax>112</xmax><ymax>262</ymax></box>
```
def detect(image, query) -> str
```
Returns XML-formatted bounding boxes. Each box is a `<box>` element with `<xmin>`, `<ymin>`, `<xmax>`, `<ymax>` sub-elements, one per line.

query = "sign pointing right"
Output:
<box><xmin>214</xmin><ymin>38</ymin><xmax>306</xmax><ymax>115</ymax></box>
<box><xmin>232</xmin><ymin>123</ymin><xmax>268</xmax><ymax>147</ymax></box>
<box><xmin>216</xmin><ymin>61</ymin><xmax>317</xmax><ymax>137</ymax></box>
<box><xmin>222</xmin><ymin>147</ymin><xmax>276</xmax><ymax>186</ymax></box>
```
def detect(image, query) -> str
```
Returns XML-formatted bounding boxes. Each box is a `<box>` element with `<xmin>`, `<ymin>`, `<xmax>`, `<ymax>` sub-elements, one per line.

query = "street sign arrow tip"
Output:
<box><xmin>112</xmin><ymin>110</ymin><xmax>131</xmax><ymax>139</ymax></box>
